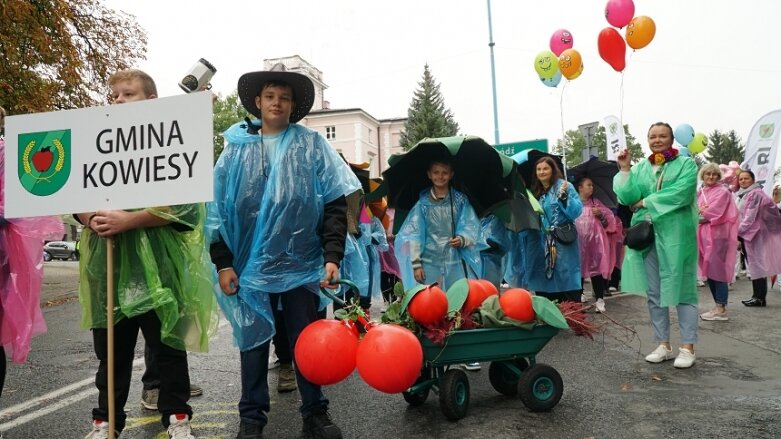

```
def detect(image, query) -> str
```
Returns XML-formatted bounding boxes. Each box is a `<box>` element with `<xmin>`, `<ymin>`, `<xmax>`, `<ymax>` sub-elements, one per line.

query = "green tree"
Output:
<box><xmin>703</xmin><ymin>129</ymin><xmax>745</xmax><ymax>164</ymax></box>
<box><xmin>399</xmin><ymin>64</ymin><xmax>460</xmax><ymax>150</ymax></box>
<box><xmin>212</xmin><ymin>91</ymin><xmax>250</xmax><ymax>161</ymax></box>
<box><xmin>0</xmin><ymin>0</ymin><xmax>147</xmax><ymax>114</ymax></box>
<box><xmin>555</xmin><ymin>125</ymin><xmax>643</xmax><ymax>168</ymax></box>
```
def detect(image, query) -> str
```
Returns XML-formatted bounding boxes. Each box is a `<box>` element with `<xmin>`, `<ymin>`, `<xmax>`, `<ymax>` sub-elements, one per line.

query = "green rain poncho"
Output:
<box><xmin>613</xmin><ymin>156</ymin><xmax>698</xmax><ymax>307</ymax></box>
<box><xmin>79</xmin><ymin>204</ymin><xmax>218</xmax><ymax>352</ymax></box>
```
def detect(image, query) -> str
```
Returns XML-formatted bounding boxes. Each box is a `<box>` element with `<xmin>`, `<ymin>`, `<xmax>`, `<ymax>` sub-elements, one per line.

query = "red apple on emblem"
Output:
<box><xmin>32</xmin><ymin>146</ymin><xmax>54</xmax><ymax>172</ymax></box>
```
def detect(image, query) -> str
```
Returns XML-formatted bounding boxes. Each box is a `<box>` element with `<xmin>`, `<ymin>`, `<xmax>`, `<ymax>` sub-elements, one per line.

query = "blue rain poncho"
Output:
<box><xmin>395</xmin><ymin>188</ymin><xmax>486</xmax><ymax>290</ymax></box>
<box><xmin>526</xmin><ymin>179</ymin><xmax>583</xmax><ymax>293</ymax></box>
<box><xmin>479</xmin><ymin>214</ymin><xmax>510</xmax><ymax>288</ymax></box>
<box><xmin>360</xmin><ymin>216</ymin><xmax>389</xmax><ymax>299</ymax></box>
<box><xmin>339</xmin><ymin>232</ymin><xmax>370</xmax><ymax>300</ymax></box>
<box><xmin>504</xmin><ymin>190</ymin><xmax>545</xmax><ymax>290</ymax></box>
<box><xmin>207</xmin><ymin>121</ymin><xmax>360</xmax><ymax>351</ymax></box>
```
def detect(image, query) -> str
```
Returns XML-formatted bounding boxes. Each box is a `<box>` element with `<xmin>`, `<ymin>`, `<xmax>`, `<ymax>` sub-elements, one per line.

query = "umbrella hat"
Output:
<box><xmin>379</xmin><ymin>136</ymin><xmax>516</xmax><ymax>233</ymax></box>
<box><xmin>568</xmin><ymin>158</ymin><xmax>619</xmax><ymax>208</ymax></box>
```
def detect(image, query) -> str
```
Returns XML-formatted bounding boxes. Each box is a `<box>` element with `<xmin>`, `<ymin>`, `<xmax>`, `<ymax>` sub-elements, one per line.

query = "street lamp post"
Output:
<box><xmin>487</xmin><ymin>0</ymin><xmax>500</xmax><ymax>144</ymax></box>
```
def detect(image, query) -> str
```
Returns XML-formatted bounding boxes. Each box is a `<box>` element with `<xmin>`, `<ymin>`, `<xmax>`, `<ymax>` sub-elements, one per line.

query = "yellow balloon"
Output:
<box><xmin>689</xmin><ymin>132</ymin><xmax>708</xmax><ymax>154</ymax></box>
<box><xmin>558</xmin><ymin>49</ymin><xmax>583</xmax><ymax>80</ymax></box>
<box><xmin>534</xmin><ymin>50</ymin><xmax>560</xmax><ymax>79</ymax></box>
<box><xmin>626</xmin><ymin>16</ymin><xmax>656</xmax><ymax>50</ymax></box>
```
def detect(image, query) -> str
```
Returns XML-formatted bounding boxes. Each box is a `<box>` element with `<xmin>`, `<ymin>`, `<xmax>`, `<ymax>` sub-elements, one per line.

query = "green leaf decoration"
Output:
<box><xmin>446</xmin><ymin>278</ymin><xmax>470</xmax><ymax>313</ymax></box>
<box><xmin>400</xmin><ymin>284</ymin><xmax>428</xmax><ymax>314</ymax></box>
<box><xmin>333</xmin><ymin>308</ymin><xmax>349</xmax><ymax>321</ymax></box>
<box><xmin>531</xmin><ymin>296</ymin><xmax>569</xmax><ymax>329</ymax></box>
<box><xmin>393</xmin><ymin>281</ymin><xmax>405</xmax><ymax>299</ymax></box>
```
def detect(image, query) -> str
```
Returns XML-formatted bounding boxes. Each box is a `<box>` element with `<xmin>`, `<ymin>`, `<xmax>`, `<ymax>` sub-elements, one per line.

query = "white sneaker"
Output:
<box><xmin>644</xmin><ymin>345</ymin><xmax>675</xmax><ymax>363</ymax></box>
<box><xmin>595</xmin><ymin>299</ymin><xmax>606</xmax><ymax>313</ymax></box>
<box><xmin>673</xmin><ymin>348</ymin><xmax>696</xmax><ymax>369</ymax></box>
<box><xmin>700</xmin><ymin>310</ymin><xmax>728</xmax><ymax>321</ymax></box>
<box><xmin>85</xmin><ymin>420</ymin><xmax>115</xmax><ymax>439</ymax></box>
<box><xmin>462</xmin><ymin>362</ymin><xmax>482</xmax><ymax>371</ymax></box>
<box><xmin>167</xmin><ymin>414</ymin><xmax>195</xmax><ymax>439</ymax></box>
<box><xmin>608</xmin><ymin>286</ymin><xmax>618</xmax><ymax>293</ymax></box>
<box><xmin>697</xmin><ymin>280</ymin><xmax>705</xmax><ymax>287</ymax></box>
<box><xmin>580</xmin><ymin>293</ymin><xmax>587</xmax><ymax>303</ymax></box>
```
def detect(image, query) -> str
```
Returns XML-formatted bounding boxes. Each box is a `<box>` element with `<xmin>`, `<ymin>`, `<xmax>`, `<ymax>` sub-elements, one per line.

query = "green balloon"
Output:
<box><xmin>534</xmin><ymin>50</ymin><xmax>560</xmax><ymax>79</ymax></box>
<box><xmin>689</xmin><ymin>132</ymin><xmax>708</xmax><ymax>154</ymax></box>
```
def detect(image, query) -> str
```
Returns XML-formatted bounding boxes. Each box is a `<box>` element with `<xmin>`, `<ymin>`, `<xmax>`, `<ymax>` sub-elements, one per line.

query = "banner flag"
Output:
<box><xmin>741</xmin><ymin>109</ymin><xmax>781</xmax><ymax>197</ymax></box>
<box><xmin>603</xmin><ymin>115</ymin><xmax>626</xmax><ymax>161</ymax></box>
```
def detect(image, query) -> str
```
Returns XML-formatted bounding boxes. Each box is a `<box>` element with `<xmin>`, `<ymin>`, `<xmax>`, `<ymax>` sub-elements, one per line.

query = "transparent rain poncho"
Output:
<box><xmin>359</xmin><ymin>216</ymin><xmax>389</xmax><ymax>299</ymax></box>
<box><xmin>207</xmin><ymin>121</ymin><xmax>360</xmax><ymax>351</ymax></box>
<box><xmin>339</xmin><ymin>232</ymin><xmax>370</xmax><ymax>300</ymax></box>
<box><xmin>395</xmin><ymin>188</ymin><xmax>485</xmax><ymax>291</ymax></box>
<box><xmin>78</xmin><ymin>203</ymin><xmax>219</xmax><ymax>353</ymax></box>
<box><xmin>479</xmin><ymin>214</ymin><xmax>510</xmax><ymax>288</ymax></box>
<box><xmin>0</xmin><ymin>138</ymin><xmax>64</xmax><ymax>363</ymax></box>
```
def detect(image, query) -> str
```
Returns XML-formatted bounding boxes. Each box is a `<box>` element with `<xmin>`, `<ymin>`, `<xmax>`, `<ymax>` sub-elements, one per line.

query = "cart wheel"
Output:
<box><xmin>518</xmin><ymin>363</ymin><xmax>563</xmax><ymax>412</ymax></box>
<box><xmin>403</xmin><ymin>368</ymin><xmax>431</xmax><ymax>406</ymax></box>
<box><xmin>438</xmin><ymin>368</ymin><xmax>470</xmax><ymax>420</ymax></box>
<box><xmin>488</xmin><ymin>358</ymin><xmax>529</xmax><ymax>396</ymax></box>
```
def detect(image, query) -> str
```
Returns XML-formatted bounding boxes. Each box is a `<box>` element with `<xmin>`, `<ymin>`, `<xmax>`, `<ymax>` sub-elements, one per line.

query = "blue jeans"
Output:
<box><xmin>239</xmin><ymin>286</ymin><xmax>328</xmax><ymax>426</ymax></box>
<box><xmin>707</xmin><ymin>279</ymin><xmax>729</xmax><ymax>306</ymax></box>
<box><xmin>644</xmin><ymin>246</ymin><xmax>698</xmax><ymax>344</ymax></box>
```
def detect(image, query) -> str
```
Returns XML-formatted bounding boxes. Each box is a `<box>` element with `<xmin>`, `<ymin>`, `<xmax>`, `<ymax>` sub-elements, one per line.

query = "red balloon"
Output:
<box><xmin>499</xmin><ymin>288</ymin><xmax>536</xmax><ymax>322</ymax></box>
<box><xmin>478</xmin><ymin>279</ymin><xmax>499</xmax><ymax>298</ymax></box>
<box><xmin>597</xmin><ymin>27</ymin><xmax>626</xmax><ymax>72</ymax></box>
<box><xmin>464</xmin><ymin>279</ymin><xmax>489</xmax><ymax>312</ymax></box>
<box><xmin>295</xmin><ymin>319</ymin><xmax>359</xmax><ymax>385</ymax></box>
<box><xmin>357</xmin><ymin>324</ymin><xmax>423</xmax><ymax>393</ymax></box>
<box><xmin>408</xmin><ymin>284</ymin><xmax>448</xmax><ymax>326</ymax></box>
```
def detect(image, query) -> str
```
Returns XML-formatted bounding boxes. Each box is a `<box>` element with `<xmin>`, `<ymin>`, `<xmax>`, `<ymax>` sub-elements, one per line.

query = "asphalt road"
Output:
<box><xmin>2</xmin><ymin>261</ymin><xmax>780</xmax><ymax>438</ymax></box>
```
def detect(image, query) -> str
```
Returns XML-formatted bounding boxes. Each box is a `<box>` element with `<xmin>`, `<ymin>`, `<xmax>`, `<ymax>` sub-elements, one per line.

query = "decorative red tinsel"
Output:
<box><xmin>557</xmin><ymin>301</ymin><xmax>599</xmax><ymax>340</ymax></box>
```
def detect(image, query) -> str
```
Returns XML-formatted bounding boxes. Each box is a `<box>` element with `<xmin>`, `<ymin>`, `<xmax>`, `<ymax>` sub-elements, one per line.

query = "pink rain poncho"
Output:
<box><xmin>575</xmin><ymin>197</ymin><xmax>617</xmax><ymax>279</ymax></box>
<box><xmin>0</xmin><ymin>138</ymin><xmax>64</xmax><ymax>363</ymax></box>
<box><xmin>737</xmin><ymin>186</ymin><xmax>781</xmax><ymax>278</ymax></box>
<box><xmin>697</xmin><ymin>183</ymin><xmax>738</xmax><ymax>282</ymax></box>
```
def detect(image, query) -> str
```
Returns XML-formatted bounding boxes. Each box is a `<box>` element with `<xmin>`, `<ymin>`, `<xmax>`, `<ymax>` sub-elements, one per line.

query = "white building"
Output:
<box><xmin>264</xmin><ymin>56</ymin><xmax>406</xmax><ymax>177</ymax></box>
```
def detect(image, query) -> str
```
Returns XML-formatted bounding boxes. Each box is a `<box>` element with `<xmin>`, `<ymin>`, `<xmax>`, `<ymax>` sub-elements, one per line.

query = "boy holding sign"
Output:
<box><xmin>77</xmin><ymin>69</ymin><xmax>217</xmax><ymax>439</ymax></box>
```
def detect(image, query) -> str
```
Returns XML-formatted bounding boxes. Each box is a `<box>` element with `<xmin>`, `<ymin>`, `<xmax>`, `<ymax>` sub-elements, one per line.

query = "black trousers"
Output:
<box><xmin>752</xmin><ymin>277</ymin><xmax>768</xmax><ymax>300</ymax></box>
<box><xmin>270</xmin><ymin>293</ymin><xmax>292</xmax><ymax>364</ymax></box>
<box><xmin>92</xmin><ymin>310</ymin><xmax>191</xmax><ymax>432</ymax></box>
<box><xmin>583</xmin><ymin>275</ymin><xmax>608</xmax><ymax>299</ymax></box>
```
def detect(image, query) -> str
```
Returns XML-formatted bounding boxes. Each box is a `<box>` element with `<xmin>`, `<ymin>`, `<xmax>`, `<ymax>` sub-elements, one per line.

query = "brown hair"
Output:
<box><xmin>108</xmin><ymin>69</ymin><xmax>158</xmax><ymax>98</ymax></box>
<box><xmin>647</xmin><ymin>121</ymin><xmax>674</xmax><ymax>138</ymax></box>
<box><xmin>0</xmin><ymin>105</ymin><xmax>5</xmax><ymax>135</ymax></box>
<box><xmin>698</xmin><ymin>162</ymin><xmax>722</xmax><ymax>182</ymax></box>
<box><xmin>531</xmin><ymin>156</ymin><xmax>563</xmax><ymax>198</ymax></box>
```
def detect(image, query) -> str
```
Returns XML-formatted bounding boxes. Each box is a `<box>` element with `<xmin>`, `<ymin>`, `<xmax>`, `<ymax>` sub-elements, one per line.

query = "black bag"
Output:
<box><xmin>624</xmin><ymin>221</ymin><xmax>654</xmax><ymax>250</ymax></box>
<box><xmin>552</xmin><ymin>222</ymin><xmax>578</xmax><ymax>244</ymax></box>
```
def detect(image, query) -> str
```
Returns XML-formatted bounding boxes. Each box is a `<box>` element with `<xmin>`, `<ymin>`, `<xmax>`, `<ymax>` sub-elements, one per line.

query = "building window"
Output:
<box><xmin>326</xmin><ymin>126</ymin><xmax>336</xmax><ymax>140</ymax></box>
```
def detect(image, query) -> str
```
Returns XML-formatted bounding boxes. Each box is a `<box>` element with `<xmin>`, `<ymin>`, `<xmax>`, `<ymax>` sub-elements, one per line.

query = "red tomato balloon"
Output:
<box><xmin>356</xmin><ymin>324</ymin><xmax>423</xmax><ymax>393</ymax></box>
<box><xmin>478</xmin><ymin>279</ymin><xmax>499</xmax><ymax>299</ymax></box>
<box><xmin>408</xmin><ymin>284</ymin><xmax>448</xmax><ymax>326</ymax></box>
<box><xmin>597</xmin><ymin>27</ymin><xmax>626</xmax><ymax>72</ymax></box>
<box><xmin>464</xmin><ymin>279</ymin><xmax>489</xmax><ymax>312</ymax></box>
<box><xmin>295</xmin><ymin>319</ymin><xmax>359</xmax><ymax>385</ymax></box>
<box><xmin>499</xmin><ymin>288</ymin><xmax>536</xmax><ymax>322</ymax></box>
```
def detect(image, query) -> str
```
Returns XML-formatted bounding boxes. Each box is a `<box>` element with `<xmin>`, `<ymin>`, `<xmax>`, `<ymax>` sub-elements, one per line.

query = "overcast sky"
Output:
<box><xmin>104</xmin><ymin>0</ymin><xmax>781</xmax><ymax>156</ymax></box>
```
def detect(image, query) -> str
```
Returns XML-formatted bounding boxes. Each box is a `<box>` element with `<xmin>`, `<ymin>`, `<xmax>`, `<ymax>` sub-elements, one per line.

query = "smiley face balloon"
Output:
<box><xmin>534</xmin><ymin>50</ymin><xmax>560</xmax><ymax>79</ymax></box>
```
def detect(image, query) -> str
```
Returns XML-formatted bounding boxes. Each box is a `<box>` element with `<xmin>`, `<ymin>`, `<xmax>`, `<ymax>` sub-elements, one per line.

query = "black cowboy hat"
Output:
<box><xmin>237</xmin><ymin>63</ymin><xmax>315</xmax><ymax>123</ymax></box>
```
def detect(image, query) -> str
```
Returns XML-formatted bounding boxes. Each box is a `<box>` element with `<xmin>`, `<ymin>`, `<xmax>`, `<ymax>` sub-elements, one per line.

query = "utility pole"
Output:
<box><xmin>487</xmin><ymin>0</ymin><xmax>500</xmax><ymax>144</ymax></box>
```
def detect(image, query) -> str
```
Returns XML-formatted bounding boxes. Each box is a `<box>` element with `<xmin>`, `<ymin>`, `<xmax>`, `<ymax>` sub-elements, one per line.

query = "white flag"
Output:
<box><xmin>742</xmin><ymin>109</ymin><xmax>781</xmax><ymax>197</ymax></box>
<box><xmin>603</xmin><ymin>115</ymin><xmax>626</xmax><ymax>161</ymax></box>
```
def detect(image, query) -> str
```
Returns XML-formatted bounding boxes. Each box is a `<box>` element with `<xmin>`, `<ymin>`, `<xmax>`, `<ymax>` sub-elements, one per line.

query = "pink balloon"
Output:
<box><xmin>605</xmin><ymin>0</ymin><xmax>635</xmax><ymax>28</ymax></box>
<box><xmin>549</xmin><ymin>29</ymin><xmax>574</xmax><ymax>56</ymax></box>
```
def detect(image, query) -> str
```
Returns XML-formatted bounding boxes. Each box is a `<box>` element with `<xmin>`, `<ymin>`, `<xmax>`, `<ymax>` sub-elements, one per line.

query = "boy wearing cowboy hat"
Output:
<box><xmin>207</xmin><ymin>63</ymin><xmax>359</xmax><ymax>439</ymax></box>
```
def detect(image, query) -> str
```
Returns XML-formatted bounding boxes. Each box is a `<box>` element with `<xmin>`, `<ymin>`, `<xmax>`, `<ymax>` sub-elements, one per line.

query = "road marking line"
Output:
<box><xmin>0</xmin><ymin>387</ymin><xmax>97</xmax><ymax>430</ymax></box>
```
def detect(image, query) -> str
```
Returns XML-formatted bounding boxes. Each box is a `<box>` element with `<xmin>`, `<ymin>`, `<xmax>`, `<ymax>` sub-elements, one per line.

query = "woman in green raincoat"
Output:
<box><xmin>613</xmin><ymin>122</ymin><xmax>699</xmax><ymax>369</ymax></box>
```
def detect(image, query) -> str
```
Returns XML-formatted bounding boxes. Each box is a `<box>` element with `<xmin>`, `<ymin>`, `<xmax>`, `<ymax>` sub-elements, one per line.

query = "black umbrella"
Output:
<box><xmin>371</xmin><ymin>136</ymin><xmax>519</xmax><ymax>234</ymax></box>
<box><xmin>568</xmin><ymin>158</ymin><xmax>619</xmax><ymax>208</ymax></box>
<box><xmin>491</xmin><ymin>165</ymin><xmax>542</xmax><ymax>232</ymax></box>
<box><xmin>511</xmin><ymin>149</ymin><xmax>565</xmax><ymax>188</ymax></box>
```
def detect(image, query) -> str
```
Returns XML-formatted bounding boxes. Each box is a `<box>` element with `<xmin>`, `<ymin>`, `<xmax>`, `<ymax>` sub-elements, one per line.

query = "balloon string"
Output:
<box><xmin>560</xmin><ymin>80</ymin><xmax>568</xmax><ymax>171</ymax></box>
<box><xmin>619</xmin><ymin>71</ymin><xmax>625</xmax><ymax>125</ymax></box>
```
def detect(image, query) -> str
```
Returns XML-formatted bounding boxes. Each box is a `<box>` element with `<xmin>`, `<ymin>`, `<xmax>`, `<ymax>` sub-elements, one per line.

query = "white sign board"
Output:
<box><xmin>4</xmin><ymin>92</ymin><xmax>214</xmax><ymax>218</ymax></box>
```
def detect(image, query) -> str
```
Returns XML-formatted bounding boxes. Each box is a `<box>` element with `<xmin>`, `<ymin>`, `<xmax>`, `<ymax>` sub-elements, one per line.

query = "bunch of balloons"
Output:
<box><xmin>673</xmin><ymin>123</ymin><xmax>708</xmax><ymax>156</ymax></box>
<box><xmin>719</xmin><ymin>161</ymin><xmax>742</xmax><ymax>192</ymax></box>
<box><xmin>534</xmin><ymin>28</ymin><xmax>584</xmax><ymax>88</ymax></box>
<box><xmin>597</xmin><ymin>0</ymin><xmax>656</xmax><ymax>72</ymax></box>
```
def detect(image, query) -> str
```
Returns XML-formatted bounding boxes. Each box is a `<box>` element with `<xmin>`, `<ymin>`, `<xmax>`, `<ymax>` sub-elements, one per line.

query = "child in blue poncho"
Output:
<box><xmin>395</xmin><ymin>159</ymin><xmax>484</xmax><ymax>291</ymax></box>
